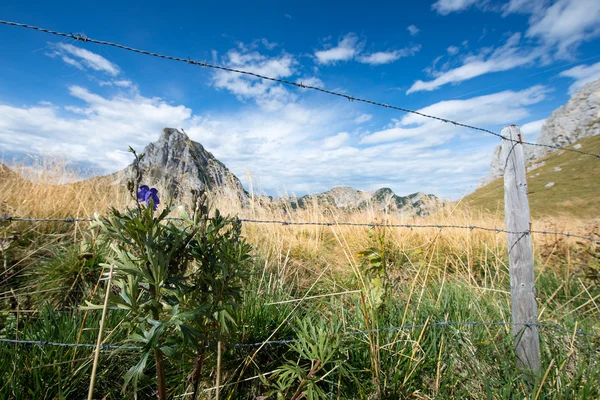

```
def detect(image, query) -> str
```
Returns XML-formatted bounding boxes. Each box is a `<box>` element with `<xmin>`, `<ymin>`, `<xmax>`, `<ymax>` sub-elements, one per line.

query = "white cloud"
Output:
<box><xmin>322</xmin><ymin>132</ymin><xmax>350</xmax><ymax>150</ymax></box>
<box><xmin>407</xmin><ymin>25</ymin><xmax>420</xmax><ymax>36</ymax></box>
<box><xmin>357</xmin><ymin>45</ymin><xmax>422</xmax><ymax>65</ymax></box>
<box><xmin>260</xmin><ymin>38</ymin><xmax>278</xmax><ymax>50</ymax></box>
<box><xmin>314</xmin><ymin>33</ymin><xmax>363</xmax><ymax>65</ymax></box>
<box><xmin>354</xmin><ymin>114</ymin><xmax>372</xmax><ymax>124</ymax></box>
<box><xmin>314</xmin><ymin>34</ymin><xmax>420</xmax><ymax>66</ymax></box>
<box><xmin>0</xmin><ymin>86</ymin><xmax>192</xmax><ymax>170</ymax></box>
<box><xmin>447</xmin><ymin>45</ymin><xmax>460</xmax><ymax>55</ymax></box>
<box><xmin>99</xmin><ymin>80</ymin><xmax>134</xmax><ymax>88</ymax></box>
<box><xmin>296</xmin><ymin>77</ymin><xmax>324</xmax><ymax>88</ymax></box>
<box><xmin>48</xmin><ymin>43</ymin><xmax>120</xmax><ymax>76</ymax></box>
<box><xmin>407</xmin><ymin>33</ymin><xmax>537</xmax><ymax>93</ymax></box>
<box><xmin>559</xmin><ymin>61</ymin><xmax>600</xmax><ymax>94</ymax></box>
<box><xmin>0</xmin><ymin>81</ymin><xmax>534</xmax><ymax>199</ymax></box>
<box><xmin>432</xmin><ymin>0</ymin><xmax>484</xmax><ymax>15</ymax></box>
<box><xmin>212</xmin><ymin>48</ymin><xmax>297</xmax><ymax>111</ymax></box>
<box><xmin>520</xmin><ymin>118</ymin><xmax>546</xmax><ymax>142</ymax></box>
<box><xmin>504</xmin><ymin>0</ymin><xmax>600</xmax><ymax>58</ymax></box>
<box><xmin>362</xmin><ymin>85</ymin><xmax>550</xmax><ymax>145</ymax></box>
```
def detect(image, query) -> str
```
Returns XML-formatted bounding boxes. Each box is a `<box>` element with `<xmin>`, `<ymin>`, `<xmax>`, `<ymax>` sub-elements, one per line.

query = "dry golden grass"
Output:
<box><xmin>1</xmin><ymin>157</ymin><xmax>597</xmax><ymax>286</ymax></box>
<box><xmin>0</xmin><ymin>158</ymin><xmax>127</xmax><ymax>219</ymax></box>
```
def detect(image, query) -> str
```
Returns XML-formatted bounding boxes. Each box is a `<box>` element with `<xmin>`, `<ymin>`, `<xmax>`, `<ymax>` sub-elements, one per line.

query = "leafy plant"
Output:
<box><xmin>265</xmin><ymin>318</ymin><xmax>352</xmax><ymax>399</ymax></box>
<box><xmin>85</xmin><ymin>149</ymin><xmax>253</xmax><ymax>399</ymax></box>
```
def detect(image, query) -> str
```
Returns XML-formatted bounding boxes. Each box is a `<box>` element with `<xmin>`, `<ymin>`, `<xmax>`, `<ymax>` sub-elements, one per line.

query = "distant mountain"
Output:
<box><xmin>479</xmin><ymin>78</ymin><xmax>600</xmax><ymax>188</ymax></box>
<box><xmin>286</xmin><ymin>186</ymin><xmax>444</xmax><ymax>217</ymax></box>
<box><xmin>110</xmin><ymin>128</ymin><xmax>248</xmax><ymax>201</ymax></box>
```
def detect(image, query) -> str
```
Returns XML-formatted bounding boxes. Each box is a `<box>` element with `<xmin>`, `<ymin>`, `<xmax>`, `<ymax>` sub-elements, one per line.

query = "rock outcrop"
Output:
<box><xmin>114</xmin><ymin>128</ymin><xmax>247</xmax><ymax>201</ymax></box>
<box><xmin>289</xmin><ymin>186</ymin><xmax>444</xmax><ymax>217</ymax></box>
<box><xmin>479</xmin><ymin>78</ymin><xmax>600</xmax><ymax>187</ymax></box>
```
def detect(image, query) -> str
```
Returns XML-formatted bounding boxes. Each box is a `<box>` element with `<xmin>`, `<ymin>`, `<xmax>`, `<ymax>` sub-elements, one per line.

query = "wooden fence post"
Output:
<box><xmin>502</xmin><ymin>125</ymin><xmax>540</xmax><ymax>375</ymax></box>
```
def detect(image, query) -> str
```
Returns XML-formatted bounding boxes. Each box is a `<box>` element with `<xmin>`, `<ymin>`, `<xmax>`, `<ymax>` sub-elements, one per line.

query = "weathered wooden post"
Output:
<box><xmin>502</xmin><ymin>125</ymin><xmax>540</xmax><ymax>375</ymax></box>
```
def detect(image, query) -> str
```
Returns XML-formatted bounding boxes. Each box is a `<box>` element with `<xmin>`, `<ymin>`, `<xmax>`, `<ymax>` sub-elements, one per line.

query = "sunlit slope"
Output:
<box><xmin>464</xmin><ymin>134</ymin><xmax>600</xmax><ymax>219</ymax></box>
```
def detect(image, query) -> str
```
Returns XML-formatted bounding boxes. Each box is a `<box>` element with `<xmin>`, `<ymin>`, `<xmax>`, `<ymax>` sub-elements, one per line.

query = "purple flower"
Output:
<box><xmin>137</xmin><ymin>185</ymin><xmax>160</xmax><ymax>211</ymax></box>
<box><xmin>137</xmin><ymin>185</ymin><xmax>150</xmax><ymax>202</ymax></box>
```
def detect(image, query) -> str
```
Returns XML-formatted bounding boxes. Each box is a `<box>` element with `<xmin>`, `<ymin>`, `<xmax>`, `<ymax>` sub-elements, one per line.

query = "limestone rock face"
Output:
<box><xmin>292</xmin><ymin>186</ymin><xmax>444</xmax><ymax>217</ymax></box>
<box><xmin>115</xmin><ymin>128</ymin><xmax>247</xmax><ymax>201</ymax></box>
<box><xmin>534</xmin><ymin>80</ymin><xmax>600</xmax><ymax>159</ymax></box>
<box><xmin>479</xmin><ymin>78</ymin><xmax>600</xmax><ymax>187</ymax></box>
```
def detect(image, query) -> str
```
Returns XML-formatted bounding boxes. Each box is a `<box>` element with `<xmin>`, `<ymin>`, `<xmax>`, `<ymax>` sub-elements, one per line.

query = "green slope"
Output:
<box><xmin>464</xmin><ymin>135</ymin><xmax>600</xmax><ymax>219</ymax></box>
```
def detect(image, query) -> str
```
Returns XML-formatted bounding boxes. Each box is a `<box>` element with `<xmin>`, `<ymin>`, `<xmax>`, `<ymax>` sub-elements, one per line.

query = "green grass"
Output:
<box><xmin>2</xmin><ymin>271</ymin><xmax>599</xmax><ymax>399</ymax></box>
<box><xmin>464</xmin><ymin>135</ymin><xmax>600</xmax><ymax>219</ymax></box>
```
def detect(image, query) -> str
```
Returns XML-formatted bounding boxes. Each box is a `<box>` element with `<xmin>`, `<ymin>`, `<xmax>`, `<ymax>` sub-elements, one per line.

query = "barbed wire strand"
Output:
<box><xmin>2</xmin><ymin>215</ymin><xmax>597</xmax><ymax>242</ymax></box>
<box><xmin>0</xmin><ymin>19</ymin><xmax>599</xmax><ymax>160</ymax></box>
<box><xmin>1</xmin><ymin>320</ymin><xmax>598</xmax><ymax>351</ymax></box>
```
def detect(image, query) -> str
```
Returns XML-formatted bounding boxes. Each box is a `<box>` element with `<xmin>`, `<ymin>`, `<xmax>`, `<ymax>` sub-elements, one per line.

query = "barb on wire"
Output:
<box><xmin>1</xmin><ymin>320</ymin><xmax>598</xmax><ymax>351</ymax></box>
<box><xmin>1</xmin><ymin>19</ymin><xmax>599</xmax><ymax>159</ymax></box>
<box><xmin>2</xmin><ymin>215</ymin><xmax>597</xmax><ymax>242</ymax></box>
<box><xmin>0</xmin><ymin>338</ymin><xmax>138</xmax><ymax>350</ymax></box>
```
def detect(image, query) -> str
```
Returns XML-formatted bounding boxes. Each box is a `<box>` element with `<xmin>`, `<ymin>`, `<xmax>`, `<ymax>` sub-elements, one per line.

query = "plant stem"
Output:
<box><xmin>150</xmin><ymin>284</ymin><xmax>167</xmax><ymax>400</ymax></box>
<box><xmin>190</xmin><ymin>343</ymin><xmax>207</xmax><ymax>400</ymax></box>
<box><xmin>216</xmin><ymin>341</ymin><xmax>222</xmax><ymax>400</ymax></box>
<box><xmin>291</xmin><ymin>359</ymin><xmax>321</xmax><ymax>400</ymax></box>
<box><xmin>155</xmin><ymin>348</ymin><xmax>167</xmax><ymax>400</ymax></box>
<box><xmin>87</xmin><ymin>263</ymin><xmax>114</xmax><ymax>400</ymax></box>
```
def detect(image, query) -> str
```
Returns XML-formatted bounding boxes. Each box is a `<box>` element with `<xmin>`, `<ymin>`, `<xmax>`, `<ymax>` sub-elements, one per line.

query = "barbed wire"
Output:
<box><xmin>1</xmin><ymin>320</ymin><xmax>597</xmax><ymax>351</ymax></box>
<box><xmin>1</xmin><ymin>19</ymin><xmax>599</xmax><ymax>160</ymax></box>
<box><xmin>1</xmin><ymin>215</ymin><xmax>597</xmax><ymax>242</ymax></box>
<box><xmin>0</xmin><ymin>338</ymin><xmax>138</xmax><ymax>350</ymax></box>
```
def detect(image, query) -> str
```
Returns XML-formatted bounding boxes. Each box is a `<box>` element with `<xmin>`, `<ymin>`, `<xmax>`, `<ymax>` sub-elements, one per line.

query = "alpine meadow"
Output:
<box><xmin>1</xmin><ymin>1</ymin><xmax>600</xmax><ymax>399</ymax></box>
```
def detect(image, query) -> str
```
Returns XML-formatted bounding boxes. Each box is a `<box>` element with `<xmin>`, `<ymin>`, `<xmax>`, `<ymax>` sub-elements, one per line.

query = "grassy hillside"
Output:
<box><xmin>464</xmin><ymin>134</ymin><xmax>600</xmax><ymax>219</ymax></box>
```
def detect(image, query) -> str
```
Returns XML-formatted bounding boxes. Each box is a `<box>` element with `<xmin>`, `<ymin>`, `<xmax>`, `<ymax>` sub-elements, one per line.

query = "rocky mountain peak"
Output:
<box><xmin>115</xmin><ymin>128</ymin><xmax>247</xmax><ymax>201</ymax></box>
<box><xmin>479</xmin><ymin>78</ymin><xmax>600</xmax><ymax>188</ymax></box>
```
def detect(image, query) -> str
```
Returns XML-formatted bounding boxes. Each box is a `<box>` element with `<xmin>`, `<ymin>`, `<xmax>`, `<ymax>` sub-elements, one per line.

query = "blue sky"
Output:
<box><xmin>1</xmin><ymin>0</ymin><xmax>600</xmax><ymax>199</ymax></box>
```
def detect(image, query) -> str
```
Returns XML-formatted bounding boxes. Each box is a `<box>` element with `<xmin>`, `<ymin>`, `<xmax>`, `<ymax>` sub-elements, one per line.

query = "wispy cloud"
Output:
<box><xmin>521</xmin><ymin>0</ymin><xmax>600</xmax><ymax>58</ymax></box>
<box><xmin>314</xmin><ymin>33</ymin><xmax>363</xmax><ymax>64</ymax></box>
<box><xmin>437</xmin><ymin>0</ymin><xmax>600</xmax><ymax>59</ymax></box>
<box><xmin>559</xmin><ymin>61</ymin><xmax>600</xmax><ymax>94</ymax></box>
<box><xmin>354</xmin><ymin>114</ymin><xmax>372</xmax><ymax>124</ymax></box>
<box><xmin>363</xmin><ymin>85</ymin><xmax>550</xmax><ymax>145</ymax></box>
<box><xmin>408</xmin><ymin>33</ymin><xmax>537</xmax><ymax>94</ymax></box>
<box><xmin>47</xmin><ymin>43</ymin><xmax>120</xmax><ymax>76</ymax></box>
<box><xmin>322</xmin><ymin>132</ymin><xmax>350</xmax><ymax>150</ymax></box>
<box><xmin>407</xmin><ymin>25</ymin><xmax>420</xmax><ymax>36</ymax></box>
<box><xmin>296</xmin><ymin>77</ymin><xmax>324</xmax><ymax>88</ymax></box>
<box><xmin>520</xmin><ymin>118</ymin><xmax>546</xmax><ymax>142</ymax></box>
<box><xmin>99</xmin><ymin>80</ymin><xmax>134</xmax><ymax>88</ymax></box>
<box><xmin>447</xmin><ymin>45</ymin><xmax>460</xmax><ymax>55</ymax></box>
<box><xmin>357</xmin><ymin>45</ymin><xmax>422</xmax><ymax>65</ymax></box>
<box><xmin>211</xmin><ymin>46</ymin><xmax>297</xmax><ymax>111</ymax></box>
<box><xmin>315</xmin><ymin>34</ymin><xmax>420</xmax><ymax>66</ymax></box>
<box><xmin>432</xmin><ymin>0</ymin><xmax>485</xmax><ymax>15</ymax></box>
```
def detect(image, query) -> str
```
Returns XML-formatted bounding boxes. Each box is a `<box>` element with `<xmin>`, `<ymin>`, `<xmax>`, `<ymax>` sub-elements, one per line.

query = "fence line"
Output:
<box><xmin>1</xmin><ymin>19</ymin><xmax>599</xmax><ymax>160</ymax></box>
<box><xmin>1</xmin><ymin>320</ymin><xmax>598</xmax><ymax>351</ymax></box>
<box><xmin>1</xmin><ymin>215</ymin><xmax>597</xmax><ymax>242</ymax></box>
